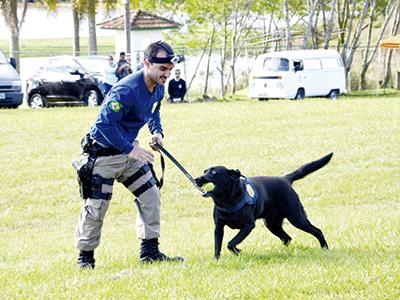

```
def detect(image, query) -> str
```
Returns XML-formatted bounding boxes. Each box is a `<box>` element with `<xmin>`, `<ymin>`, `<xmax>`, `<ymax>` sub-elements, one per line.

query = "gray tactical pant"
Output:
<box><xmin>75</xmin><ymin>152</ymin><xmax>160</xmax><ymax>251</ymax></box>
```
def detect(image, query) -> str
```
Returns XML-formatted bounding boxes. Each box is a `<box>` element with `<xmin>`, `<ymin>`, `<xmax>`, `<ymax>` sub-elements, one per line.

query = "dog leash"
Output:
<box><xmin>151</xmin><ymin>142</ymin><xmax>206</xmax><ymax>195</ymax></box>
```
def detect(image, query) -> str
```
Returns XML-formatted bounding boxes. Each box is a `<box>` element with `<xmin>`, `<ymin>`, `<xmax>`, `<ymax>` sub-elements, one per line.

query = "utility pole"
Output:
<box><xmin>123</xmin><ymin>0</ymin><xmax>131</xmax><ymax>60</ymax></box>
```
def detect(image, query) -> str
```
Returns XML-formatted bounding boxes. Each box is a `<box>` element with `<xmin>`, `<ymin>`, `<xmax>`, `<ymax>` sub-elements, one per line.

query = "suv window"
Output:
<box><xmin>0</xmin><ymin>50</ymin><xmax>7</xmax><ymax>63</ymax></box>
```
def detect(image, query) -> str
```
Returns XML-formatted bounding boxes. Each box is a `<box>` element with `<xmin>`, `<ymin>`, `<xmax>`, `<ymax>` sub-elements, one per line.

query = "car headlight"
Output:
<box><xmin>11</xmin><ymin>80</ymin><xmax>21</xmax><ymax>91</ymax></box>
<box><xmin>12</xmin><ymin>80</ymin><xmax>21</xmax><ymax>89</ymax></box>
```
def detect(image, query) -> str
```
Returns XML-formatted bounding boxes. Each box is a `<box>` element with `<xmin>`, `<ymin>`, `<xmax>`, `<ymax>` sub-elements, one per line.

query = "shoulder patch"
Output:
<box><xmin>108</xmin><ymin>100</ymin><xmax>123</xmax><ymax>112</ymax></box>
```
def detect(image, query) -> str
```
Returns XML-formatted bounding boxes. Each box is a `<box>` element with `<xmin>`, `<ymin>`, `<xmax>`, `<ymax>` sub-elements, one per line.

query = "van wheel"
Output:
<box><xmin>29</xmin><ymin>93</ymin><xmax>47</xmax><ymax>109</ymax></box>
<box><xmin>328</xmin><ymin>90</ymin><xmax>339</xmax><ymax>100</ymax></box>
<box><xmin>294</xmin><ymin>89</ymin><xmax>305</xmax><ymax>100</ymax></box>
<box><xmin>258</xmin><ymin>98</ymin><xmax>269</xmax><ymax>101</ymax></box>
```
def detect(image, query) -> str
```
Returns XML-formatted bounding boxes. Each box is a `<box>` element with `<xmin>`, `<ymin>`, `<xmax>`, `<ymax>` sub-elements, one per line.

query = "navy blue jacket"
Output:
<box><xmin>90</xmin><ymin>70</ymin><xmax>164</xmax><ymax>154</ymax></box>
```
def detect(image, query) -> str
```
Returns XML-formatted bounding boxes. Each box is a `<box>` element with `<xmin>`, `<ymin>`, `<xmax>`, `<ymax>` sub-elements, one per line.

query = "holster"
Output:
<box><xmin>73</xmin><ymin>134</ymin><xmax>98</xmax><ymax>199</ymax></box>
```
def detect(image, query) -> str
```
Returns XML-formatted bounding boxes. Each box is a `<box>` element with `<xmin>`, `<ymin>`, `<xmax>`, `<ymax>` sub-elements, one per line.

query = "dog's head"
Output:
<box><xmin>195</xmin><ymin>166</ymin><xmax>244</xmax><ymax>207</ymax></box>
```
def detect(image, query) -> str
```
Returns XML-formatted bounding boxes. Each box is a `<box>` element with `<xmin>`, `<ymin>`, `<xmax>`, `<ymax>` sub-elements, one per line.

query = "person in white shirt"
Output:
<box><xmin>102</xmin><ymin>55</ymin><xmax>118</xmax><ymax>95</ymax></box>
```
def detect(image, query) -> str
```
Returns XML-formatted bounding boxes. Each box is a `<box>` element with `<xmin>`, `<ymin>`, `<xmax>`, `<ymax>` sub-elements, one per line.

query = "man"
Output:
<box><xmin>75</xmin><ymin>41</ymin><xmax>184</xmax><ymax>269</ymax></box>
<box><xmin>167</xmin><ymin>68</ymin><xmax>187</xmax><ymax>103</ymax></box>
<box><xmin>115</xmin><ymin>51</ymin><xmax>132</xmax><ymax>81</ymax></box>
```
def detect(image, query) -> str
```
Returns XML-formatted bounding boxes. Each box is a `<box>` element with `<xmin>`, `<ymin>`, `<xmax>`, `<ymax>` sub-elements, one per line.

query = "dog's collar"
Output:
<box><xmin>216</xmin><ymin>177</ymin><xmax>258</xmax><ymax>213</ymax></box>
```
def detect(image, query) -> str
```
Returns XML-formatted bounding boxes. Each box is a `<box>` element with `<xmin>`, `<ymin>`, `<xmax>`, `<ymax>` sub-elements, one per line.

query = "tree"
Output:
<box><xmin>322</xmin><ymin>0</ymin><xmax>336</xmax><ymax>49</ymax></box>
<box><xmin>0</xmin><ymin>0</ymin><xmax>56</xmax><ymax>71</ymax></box>
<box><xmin>382</xmin><ymin>1</ymin><xmax>400</xmax><ymax>88</ymax></box>
<box><xmin>71</xmin><ymin>0</ymin><xmax>116</xmax><ymax>56</ymax></box>
<box><xmin>358</xmin><ymin>0</ymin><xmax>397</xmax><ymax>89</ymax></box>
<box><xmin>336</xmin><ymin>0</ymin><xmax>371</xmax><ymax>91</ymax></box>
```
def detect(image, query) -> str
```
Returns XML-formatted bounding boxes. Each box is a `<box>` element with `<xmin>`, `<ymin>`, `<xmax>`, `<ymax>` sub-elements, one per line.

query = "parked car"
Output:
<box><xmin>0</xmin><ymin>49</ymin><xmax>23</xmax><ymax>108</ymax></box>
<box><xmin>26</xmin><ymin>55</ymin><xmax>107</xmax><ymax>108</ymax></box>
<box><xmin>248</xmin><ymin>49</ymin><xmax>347</xmax><ymax>100</ymax></box>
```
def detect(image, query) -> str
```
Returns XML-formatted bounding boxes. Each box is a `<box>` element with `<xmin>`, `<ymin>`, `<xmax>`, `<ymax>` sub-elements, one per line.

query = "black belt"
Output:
<box><xmin>94</xmin><ymin>144</ymin><xmax>122</xmax><ymax>157</ymax></box>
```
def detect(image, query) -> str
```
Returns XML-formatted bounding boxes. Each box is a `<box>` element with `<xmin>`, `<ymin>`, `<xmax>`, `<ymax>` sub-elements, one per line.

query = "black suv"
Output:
<box><xmin>26</xmin><ymin>56</ymin><xmax>106</xmax><ymax>108</ymax></box>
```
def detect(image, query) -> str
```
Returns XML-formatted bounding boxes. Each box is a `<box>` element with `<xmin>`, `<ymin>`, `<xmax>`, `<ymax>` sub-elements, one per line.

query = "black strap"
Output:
<box><xmin>149</xmin><ymin>153</ymin><xmax>165</xmax><ymax>189</ymax></box>
<box><xmin>91</xmin><ymin>174</ymin><xmax>114</xmax><ymax>200</ymax></box>
<box><xmin>122</xmin><ymin>164</ymin><xmax>151</xmax><ymax>188</ymax></box>
<box><xmin>133</xmin><ymin>177</ymin><xmax>157</xmax><ymax>197</ymax></box>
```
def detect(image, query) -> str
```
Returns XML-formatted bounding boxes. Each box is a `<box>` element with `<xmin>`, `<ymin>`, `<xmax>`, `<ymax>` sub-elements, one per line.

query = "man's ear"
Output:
<box><xmin>228</xmin><ymin>169</ymin><xmax>241</xmax><ymax>179</ymax></box>
<box><xmin>143</xmin><ymin>58</ymin><xmax>151</xmax><ymax>68</ymax></box>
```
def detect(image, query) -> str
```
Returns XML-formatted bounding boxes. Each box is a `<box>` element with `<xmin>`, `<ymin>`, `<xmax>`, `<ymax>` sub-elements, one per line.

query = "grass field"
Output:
<box><xmin>0</xmin><ymin>37</ymin><xmax>115</xmax><ymax>57</ymax></box>
<box><xmin>1</xmin><ymin>97</ymin><xmax>399</xmax><ymax>299</ymax></box>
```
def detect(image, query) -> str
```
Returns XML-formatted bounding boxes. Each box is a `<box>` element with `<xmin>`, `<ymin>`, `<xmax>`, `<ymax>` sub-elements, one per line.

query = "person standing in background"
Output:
<box><xmin>116</xmin><ymin>51</ymin><xmax>133</xmax><ymax>81</ymax></box>
<box><xmin>102</xmin><ymin>55</ymin><xmax>118</xmax><ymax>95</ymax></box>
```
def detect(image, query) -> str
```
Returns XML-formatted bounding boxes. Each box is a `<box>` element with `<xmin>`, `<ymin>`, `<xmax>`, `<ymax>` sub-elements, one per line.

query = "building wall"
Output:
<box><xmin>114</xmin><ymin>30</ymin><xmax>163</xmax><ymax>56</ymax></box>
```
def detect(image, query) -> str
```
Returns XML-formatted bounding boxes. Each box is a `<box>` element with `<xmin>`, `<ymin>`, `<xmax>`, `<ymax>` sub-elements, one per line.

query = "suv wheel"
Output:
<box><xmin>29</xmin><ymin>93</ymin><xmax>47</xmax><ymax>109</ymax></box>
<box><xmin>85</xmin><ymin>90</ymin><xmax>100</xmax><ymax>107</ymax></box>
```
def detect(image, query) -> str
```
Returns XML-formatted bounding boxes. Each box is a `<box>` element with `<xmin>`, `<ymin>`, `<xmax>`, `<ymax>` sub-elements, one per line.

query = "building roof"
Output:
<box><xmin>97</xmin><ymin>10</ymin><xmax>181</xmax><ymax>31</ymax></box>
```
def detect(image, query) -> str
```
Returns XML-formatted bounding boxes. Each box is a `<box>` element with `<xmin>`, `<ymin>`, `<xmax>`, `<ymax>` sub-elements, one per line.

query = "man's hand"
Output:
<box><xmin>128</xmin><ymin>145</ymin><xmax>154</xmax><ymax>164</ymax></box>
<box><xmin>150</xmin><ymin>133</ymin><xmax>163</xmax><ymax>151</ymax></box>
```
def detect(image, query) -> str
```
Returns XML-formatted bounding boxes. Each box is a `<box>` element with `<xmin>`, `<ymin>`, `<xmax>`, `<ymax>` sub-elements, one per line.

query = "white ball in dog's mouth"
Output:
<box><xmin>202</xmin><ymin>182</ymin><xmax>215</xmax><ymax>192</ymax></box>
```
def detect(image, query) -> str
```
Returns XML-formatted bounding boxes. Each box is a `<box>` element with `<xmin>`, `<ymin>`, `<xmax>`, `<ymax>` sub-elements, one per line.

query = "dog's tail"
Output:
<box><xmin>284</xmin><ymin>152</ymin><xmax>333</xmax><ymax>183</ymax></box>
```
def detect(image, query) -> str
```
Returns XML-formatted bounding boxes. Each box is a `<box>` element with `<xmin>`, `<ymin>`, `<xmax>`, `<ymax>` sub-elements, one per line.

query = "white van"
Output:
<box><xmin>248</xmin><ymin>49</ymin><xmax>346</xmax><ymax>100</ymax></box>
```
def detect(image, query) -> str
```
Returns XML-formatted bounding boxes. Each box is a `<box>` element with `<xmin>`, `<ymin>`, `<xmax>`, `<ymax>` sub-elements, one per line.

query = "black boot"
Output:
<box><xmin>140</xmin><ymin>238</ymin><xmax>184</xmax><ymax>263</ymax></box>
<box><xmin>77</xmin><ymin>250</ymin><xmax>95</xmax><ymax>269</ymax></box>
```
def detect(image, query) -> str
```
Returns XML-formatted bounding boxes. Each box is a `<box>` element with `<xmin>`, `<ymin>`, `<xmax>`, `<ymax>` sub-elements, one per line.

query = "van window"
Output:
<box><xmin>321</xmin><ymin>57</ymin><xmax>340</xmax><ymax>69</ymax></box>
<box><xmin>303</xmin><ymin>58</ymin><xmax>322</xmax><ymax>70</ymax></box>
<box><xmin>263</xmin><ymin>57</ymin><xmax>289</xmax><ymax>72</ymax></box>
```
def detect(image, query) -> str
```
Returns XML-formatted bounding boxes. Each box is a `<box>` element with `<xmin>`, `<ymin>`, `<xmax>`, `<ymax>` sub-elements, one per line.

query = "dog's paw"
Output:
<box><xmin>227</xmin><ymin>245</ymin><xmax>241</xmax><ymax>255</ymax></box>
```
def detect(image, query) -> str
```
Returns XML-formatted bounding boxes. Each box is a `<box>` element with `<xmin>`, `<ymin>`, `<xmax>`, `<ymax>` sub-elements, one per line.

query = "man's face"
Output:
<box><xmin>175</xmin><ymin>70</ymin><xmax>181</xmax><ymax>79</ymax></box>
<box><xmin>145</xmin><ymin>50</ymin><xmax>174</xmax><ymax>86</ymax></box>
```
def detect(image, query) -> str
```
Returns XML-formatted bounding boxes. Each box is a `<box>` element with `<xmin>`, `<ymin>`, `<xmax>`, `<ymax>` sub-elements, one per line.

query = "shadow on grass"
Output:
<box><xmin>214</xmin><ymin>243</ymin><xmax>397</xmax><ymax>269</ymax></box>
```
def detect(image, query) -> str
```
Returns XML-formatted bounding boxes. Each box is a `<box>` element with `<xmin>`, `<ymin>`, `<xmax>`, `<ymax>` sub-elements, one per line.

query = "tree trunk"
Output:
<box><xmin>203</xmin><ymin>26</ymin><xmax>216</xmax><ymax>97</ymax></box>
<box><xmin>303</xmin><ymin>0</ymin><xmax>319</xmax><ymax>49</ymax></box>
<box><xmin>187</xmin><ymin>38</ymin><xmax>210</xmax><ymax>93</ymax></box>
<box><xmin>382</xmin><ymin>50</ymin><xmax>393</xmax><ymax>88</ymax></box>
<box><xmin>284</xmin><ymin>0</ymin><xmax>292</xmax><ymax>50</ymax></box>
<box><xmin>341</xmin><ymin>0</ymin><xmax>371</xmax><ymax>91</ymax></box>
<box><xmin>1</xmin><ymin>0</ymin><xmax>27</xmax><ymax>72</ymax></box>
<box><xmin>383</xmin><ymin>2</ymin><xmax>400</xmax><ymax>88</ymax></box>
<box><xmin>87</xmin><ymin>0</ymin><xmax>97</xmax><ymax>55</ymax></box>
<box><xmin>72</xmin><ymin>2</ymin><xmax>80</xmax><ymax>56</ymax></box>
<box><xmin>323</xmin><ymin>0</ymin><xmax>336</xmax><ymax>49</ymax></box>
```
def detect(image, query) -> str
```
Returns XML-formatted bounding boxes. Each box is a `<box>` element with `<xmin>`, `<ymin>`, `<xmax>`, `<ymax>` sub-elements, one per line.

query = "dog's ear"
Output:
<box><xmin>228</xmin><ymin>169</ymin><xmax>241</xmax><ymax>179</ymax></box>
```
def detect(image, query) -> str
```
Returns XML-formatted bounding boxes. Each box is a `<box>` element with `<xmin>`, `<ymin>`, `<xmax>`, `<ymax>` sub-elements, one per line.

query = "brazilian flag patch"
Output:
<box><xmin>108</xmin><ymin>100</ymin><xmax>122</xmax><ymax>112</ymax></box>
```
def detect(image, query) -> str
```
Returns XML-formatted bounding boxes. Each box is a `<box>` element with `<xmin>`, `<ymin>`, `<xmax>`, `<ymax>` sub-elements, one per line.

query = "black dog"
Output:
<box><xmin>194</xmin><ymin>153</ymin><xmax>333</xmax><ymax>259</ymax></box>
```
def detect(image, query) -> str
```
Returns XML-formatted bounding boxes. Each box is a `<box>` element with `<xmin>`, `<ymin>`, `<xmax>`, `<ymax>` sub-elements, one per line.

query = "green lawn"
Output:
<box><xmin>0</xmin><ymin>36</ymin><xmax>115</xmax><ymax>57</ymax></box>
<box><xmin>0</xmin><ymin>97</ymin><xmax>399</xmax><ymax>299</ymax></box>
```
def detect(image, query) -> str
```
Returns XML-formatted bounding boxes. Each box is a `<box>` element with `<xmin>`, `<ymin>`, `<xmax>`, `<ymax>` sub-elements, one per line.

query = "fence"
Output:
<box><xmin>12</xmin><ymin>45</ymin><xmax>400</xmax><ymax>101</ymax></box>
